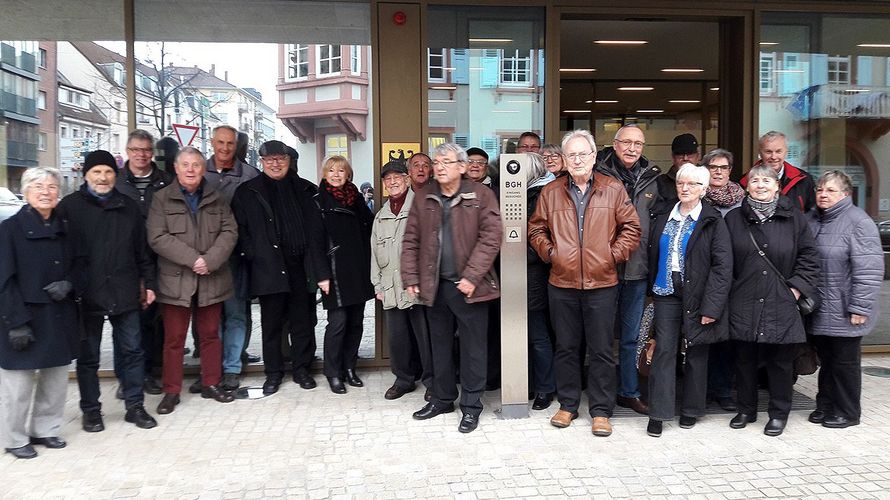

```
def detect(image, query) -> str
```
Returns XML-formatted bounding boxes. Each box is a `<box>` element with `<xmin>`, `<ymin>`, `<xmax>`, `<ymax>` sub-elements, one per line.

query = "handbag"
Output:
<box><xmin>745</xmin><ymin>227</ymin><xmax>817</xmax><ymax>316</ymax></box>
<box><xmin>636</xmin><ymin>302</ymin><xmax>656</xmax><ymax>376</ymax></box>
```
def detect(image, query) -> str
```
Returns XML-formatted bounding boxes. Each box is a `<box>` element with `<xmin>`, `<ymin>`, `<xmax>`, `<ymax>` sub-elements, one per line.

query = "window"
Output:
<box><xmin>96</xmin><ymin>132</ymin><xmax>103</xmax><ymax>148</ymax></box>
<box><xmin>38</xmin><ymin>132</ymin><xmax>47</xmax><ymax>151</ymax></box>
<box><xmin>38</xmin><ymin>48</ymin><xmax>46</xmax><ymax>69</ymax></box>
<box><xmin>351</xmin><ymin>45</ymin><xmax>361</xmax><ymax>75</ymax></box>
<box><xmin>72</xmin><ymin>127</ymin><xmax>81</xmax><ymax>139</ymax></box>
<box><xmin>828</xmin><ymin>56</ymin><xmax>850</xmax><ymax>84</ymax></box>
<box><xmin>112</xmin><ymin>133</ymin><xmax>121</xmax><ymax>152</ymax></box>
<box><xmin>60</xmin><ymin>125</ymin><xmax>68</xmax><ymax>139</ymax></box>
<box><xmin>113</xmin><ymin>63</ymin><xmax>124</xmax><ymax>86</ymax></box>
<box><xmin>317</xmin><ymin>44</ymin><xmax>341</xmax><ymax>77</ymax></box>
<box><xmin>500</xmin><ymin>49</ymin><xmax>532</xmax><ymax>86</ymax></box>
<box><xmin>760</xmin><ymin>53</ymin><xmax>775</xmax><ymax>95</ymax></box>
<box><xmin>325</xmin><ymin>133</ymin><xmax>348</xmax><ymax>159</ymax></box>
<box><xmin>428</xmin><ymin>48</ymin><xmax>446</xmax><ymax>83</ymax></box>
<box><xmin>113</xmin><ymin>100</ymin><xmax>122</xmax><ymax>122</ymax></box>
<box><xmin>287</xmin><ymin>44</ymin><xmax>309</xmax><ymax>80</ymax></box>
<box><xmin>38</xmin><ymin>90</ymin><xmax>46</xmax><ymax>110</ymax></box>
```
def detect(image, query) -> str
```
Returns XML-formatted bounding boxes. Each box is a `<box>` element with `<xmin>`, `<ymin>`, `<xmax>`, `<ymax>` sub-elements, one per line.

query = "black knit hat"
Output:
<box><xmin>83</xmin><ymin>150</ymin><xmax>117</xmax><ymax>174</ymax></box>
<box><xmin>259</xmin><ymin>140</ymin><xmax>289</xmax><ymax>157</ymax></box>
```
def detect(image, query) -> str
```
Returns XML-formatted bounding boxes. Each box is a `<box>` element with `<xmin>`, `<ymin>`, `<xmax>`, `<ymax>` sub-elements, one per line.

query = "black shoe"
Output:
<box><xmin>293</xmin><ymin>372</ymin><xmax>317</xmax><ymax>390</ymax></box>
<box><xmin>29</xmin><ymin>436</ymin><xmax>66</xmax><ymax>449</ymax></box>
<box><xmin>679</xmin><ymin>416</ymin><xmax>697</xmax><ymax>429</ymax></box>
<box><xmin>729</xmin><ymin>413</ymin><xmax>757</xmax><ymax>429</ymax></box>
<box><xmin>344</xmin><ymin>369</ymin><xmax>364</xmax><ymax>387</ymax></box>
<box><xmin>262</xmin><ymin>377</ymin><xmax>282</xmax><ymax>395</ymax></box>
<box><xmin>157</xmin><ymin>394</ymin><xmax>180</xmax><ymax>415</ymax></box>
<box><xmin>424</xmin><ymin>388</ymin><xmax>432</xmax><ymax>402</ymax></box>
<box><xmin>412</xmin><ymin>402</ymin><xmax>455</xmax><ymax>420</ymax></box>
<box><xmin>716</xmin><ymin>397</ymin><xmax>737</xmax><ymax>412</ymax></box>
<box><xmin>125</xmin><ymin>405</ymin><xmax>158</xmax><ymax>429</ymax></box>
<box><xmin>646</xmin><ymin>419</ymin><xmax>663</xmax><ymax>437</ymax></box>
<box><xmin>143</xmin><ymin>377</ymin><xmax>163</xmax><ymax>395</ymax></box>
<box><xmin>82</xmin><ymin>410</ymin><xmax>105</xmax><ymax>432</ymax></box>
<box><xmin>327</xmin><ymin>377</ymin><xmax>347</xmax><ymax>394</ymax></box>
<box><xmin>221</xmin><ymin>373</ymin><xmax>241</xmax><ymax>391</ymax></box>
<box><xmin>808</xmin><ymin>409</ymin><xmax>826</xmax><ymax>424</ymax></box>
<box><xmin>764</xmin><ymin>418</ymin><xmax>787</xmax><ymax>436</ymax></box>
<box><xmin>188</xmin><ymin>378</ymin><xmax>203</xmax><ymax>394</ymax></box>
<box><xmin>822</xmin><ymin>415</ymin><xmax>860</xmax><ymax>429</ymax></box>
<box><xmin>201</xmin><ymin>384</ymin><xmax>235</xmax><ymax>403</ymax></box>
<box><xmin>458</xmin><ymin>413</ymin><xmax>479</xmax><ymax>433</ymax></box>
<box><xmin>385</xmin><ymin>384</ymin><xmax>415</xmax><ymax>400</ymax></box>
<box><xmin>242</xmin><ymin>352</ymin><xmax>261</xmax><ymax>364</ymax></box>
<box><xmin>531</xmin><ymin>392</ymin><xmax>553</xmax><ymax>411</ymax></box>
<box><xmin>5</xmin><ymin>445</ymin><xmax>37</xmax><ymax>459</ymax></box>
<box><xmin>115</xmin><ymin>385</ymin><xmax>125</xmax><ymax>400</ymax></box>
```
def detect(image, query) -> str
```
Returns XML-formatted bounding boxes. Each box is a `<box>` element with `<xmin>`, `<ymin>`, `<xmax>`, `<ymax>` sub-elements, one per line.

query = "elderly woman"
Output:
<box><xmin>540</xmin><ymin>144</ymin><xmax>565</xmax><ymax>176</ymax></box>
<box><xmin>703</xmin><ymin>148</ymin><xmax>744</xmax><ymax>216</ymax></box>
<box><xmin>312</xmin><ymin>155</ymin><xmax>374</xmax><ymax>394</ymax></box>
<box><xmin>724</xmin><ymin>164</ymin><xmax>820</xmax><ymax>436</ymax></box>
<box><xmin>526</xmin><ymin>153</ymin><xmax>557</xmax><ymax>410</ymax></box>
<box><xmin>0</xmin><ymin>167</ymin><xmax>78</xmax><ymax>459</ymax></box>
<box><xmin>644</xmin><ymin>164</ymin><xmax>732</xmax><ymax>437</ymax></box>
<box><xmin>371</xmin><ymin>161</ymin><xmax>431</xmax><ymax>400</ymax></box>
<box><xmin>148</xmin><ymin>146</ymin><xmax>238</xmax><ymax>414</ymax></box>
<box><xmin>806</xmin><ymin>171</ymin><xmax>882</xmax><ymax>429</ymax></box>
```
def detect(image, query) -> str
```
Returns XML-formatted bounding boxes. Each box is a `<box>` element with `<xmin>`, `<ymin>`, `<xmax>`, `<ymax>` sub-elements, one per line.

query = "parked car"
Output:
<box><xmin>0</xmin><ymin>187</ymin><xmax>24</xmax><ymax>222</ymax></box>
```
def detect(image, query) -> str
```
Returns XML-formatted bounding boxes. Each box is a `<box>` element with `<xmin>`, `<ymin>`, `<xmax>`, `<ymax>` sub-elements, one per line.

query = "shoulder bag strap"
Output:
<box><xmin>746</xmin><ymin>225</ymin><xmax>788</xmax><ymax>285</ymax></box>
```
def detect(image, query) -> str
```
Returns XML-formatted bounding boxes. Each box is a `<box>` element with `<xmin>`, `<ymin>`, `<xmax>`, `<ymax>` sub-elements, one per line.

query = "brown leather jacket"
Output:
<box><xmin>401</xmin><ymin>180</ymin><xmax>502</xmax><ymax>306</ymax></box>
<box><xmin>528</xmin><ymin>173</ymin><xmax>641</xmax><ymax>290</ymax></box>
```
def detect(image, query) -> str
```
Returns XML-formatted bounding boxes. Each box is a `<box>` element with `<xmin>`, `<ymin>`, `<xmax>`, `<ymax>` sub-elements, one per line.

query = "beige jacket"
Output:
<box><xmin>371</xmin><ymin>189</ymin><xmax>416</xmax><ymax>310</ymax></box>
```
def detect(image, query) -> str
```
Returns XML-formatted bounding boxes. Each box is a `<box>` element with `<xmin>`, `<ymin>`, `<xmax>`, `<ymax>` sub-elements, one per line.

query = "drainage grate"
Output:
<box><xmin>863</xmin><ymin>366</ymin><xmax>890</xmax><ymax>378</ymax></box>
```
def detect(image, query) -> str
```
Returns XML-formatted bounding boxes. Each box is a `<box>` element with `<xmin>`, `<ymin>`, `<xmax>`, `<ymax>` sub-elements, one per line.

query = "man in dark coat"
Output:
<box><xmin>58</xmin><ymin>150</ymin><xmax>159</xmax><ymax>432</ymax></box>
<box><xmin>231</xmin><ymin>140</ymin><xmax>321</xmax><ymax>395</ymax></box>
<box><xmin>115</xmin><ymin>129</ymin><xmax>172</xmax><ymax>395</ymax></box>
<box><xmin>740</xmin><ymin>130</ymin><xmax>816</xmax><ymax>213</ymax></box>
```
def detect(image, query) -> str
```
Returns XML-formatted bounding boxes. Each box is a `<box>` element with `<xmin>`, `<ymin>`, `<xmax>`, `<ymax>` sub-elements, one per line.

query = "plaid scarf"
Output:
<box><xmin>322</xmin><ymin>179</ymin><xmax>359</xmax><ymax>208</ymax></box>
<box><xmin>705</xmin><ymin>181</ymin><xmax>745</xmax><ymax>208</ymax></box>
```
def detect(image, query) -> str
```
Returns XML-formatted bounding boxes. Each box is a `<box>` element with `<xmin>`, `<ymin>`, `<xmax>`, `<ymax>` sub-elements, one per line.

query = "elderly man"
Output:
<box><xmin>741</xmin><ymin>130</ymin><xmax>815</xmax><ymax>213</ymax></box>
<box><xmin>402</xmin><ymin>143</ymin><xmax>502</xmax><ymax>433</ymax></box>
<box><xmin>201</xmin><ymin>125</ymin><xmax>260</xmax><ymax>390</ymax></box>
<box><xmin>530</xmin><ymin>129</ymin><xmax>641</xmax><ymax>437</ymax></box>
<box><xmin>148</xmin><ymin>147</ymin><xmax>237</xmax><ymax>414</ymax></box>
<box><xmin>595</xmin><ymin>124</ymin><xmax>664</xmax><ymax>415</ymax></box>
<box><xmin>115</xmin><ymin>129</ymin><xmax>172</xmax><ymax>396</ymax></box>
<box><xmin>407</xmin><ymin>152</ymin><xmax>432</xmax><ymax>192</ymax></box>
<box><xmin>231</xmin><ymin>141</ymin><xmax>321</xmax><ymax>395</ymax></box>
<box><xmin>517</xmin><ymin>131</ymin><xmax>542</xmax><ymax>153</ymax></box>
<box><xmin>57</xmin><ymin>150</ymin><xmax>158</xmax><ymax>432</ymax></box>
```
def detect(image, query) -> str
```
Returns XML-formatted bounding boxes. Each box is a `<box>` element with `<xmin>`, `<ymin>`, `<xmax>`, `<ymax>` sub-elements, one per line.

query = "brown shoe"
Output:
<box><xmin>592</xmin><ymin>416</ymin><xmax>612</xmax><ymax>437</ymax></box>
<box><xmin>156</xmin><ymin>393</ymin><xmax>180</xmax><ymax>415</ymax></box>
<box><xmin>550</xmin><ymin>409</ymin><xmax>578</xmax><ymax>428</ymax></box>
<box><xmin>616</xmin><ymin>396</ymin><xmax>649</xmax><ymax>415</ymax></box>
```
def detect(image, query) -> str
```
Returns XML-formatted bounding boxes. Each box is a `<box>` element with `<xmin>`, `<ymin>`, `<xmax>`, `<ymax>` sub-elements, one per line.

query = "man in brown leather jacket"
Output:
<box><xmin>528</xmin><ymin>129</ymin><xmax>641</xmax><ymax>437</ymax></box>
<box><xmin>401</xmin><ymin>142</ymin><xmax>502</xmax><ymax>434</ymax></box>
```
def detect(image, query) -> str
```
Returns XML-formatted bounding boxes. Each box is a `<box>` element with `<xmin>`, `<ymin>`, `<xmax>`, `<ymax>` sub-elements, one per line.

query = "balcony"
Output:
<box><xmin>789</xmin><ymin>84</ymin><xmax>890</xmax><ymax>121</ymax></box>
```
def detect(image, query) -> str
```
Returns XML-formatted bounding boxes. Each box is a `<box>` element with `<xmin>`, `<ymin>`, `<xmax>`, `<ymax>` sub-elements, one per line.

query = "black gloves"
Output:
<box><xmin>43</xmin><ymin>280</ymin><xmax>72</xmax><ymax>301</ymax></box>
<box><xmin>9</xmin><ymin>325</ymin><xmax>35</xmax><ymax>351</ymax></box>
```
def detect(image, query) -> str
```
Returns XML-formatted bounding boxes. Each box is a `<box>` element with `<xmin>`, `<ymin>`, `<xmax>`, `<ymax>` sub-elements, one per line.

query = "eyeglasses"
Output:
<box><xmin>707</xmin><ymin>164</ymin><xmax>731</xmax><ymax>171</ymax></box>
<box><xmin>467</xmin><ymin>159</ymin><xmax>488</xmax><ymax>166</ymax></box>
<box><xmin>615</xmin><ymin>139</ymin><xmax>645</xmax><ymax>149</ymax></box>
<box><xmin>127</xmin><ymin>147</ymin><xmax>153</xmax><ymax>154</ymax></box>
<box><xmin>31</xmin><ymin>183</ymin><xmax>60</xmax><ymax>193</ymax></box>
<box><xmin>677</xmin><ymin>181</ymin><xmax>704</xmax><ymax>189</ymax></box>
<box><xmin>432</xmin><ymin>159</ymin><xmax>461</xmax><ymax>167</ymax></box>
<box><xmin>565</xmin><ymin>151</ymin><xmax>593</xmax><ymax>163</ymax></box>
<box><xmin>261</xmin><ymin>156</ymin><xmax>288</xmax><ymax>165</ymax></box>
<box><xmin>542</xmin><ymin>154</ymin><xmax>562</xmax><ymax>161</ymax></box>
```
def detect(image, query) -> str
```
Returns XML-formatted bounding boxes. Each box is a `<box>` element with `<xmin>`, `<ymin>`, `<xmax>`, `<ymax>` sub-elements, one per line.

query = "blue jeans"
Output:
<box><xmin>528</xmin><ymin>309</ymin><xmax>556</xmax><ymax>393</ymax></box>
<box><xmin>78</xmin><ymin>310</ymin><xmax>145</xmax><ymax>411</ymax></box>
<box><xmin>616</xmin><ymin>279</ymin><xmax>647</xmax><ymax>398</ymax></box>
<box><xmin>221</xmin><ymin>295</ymin><xmax>247</xmax><ymax>374</ymax></box>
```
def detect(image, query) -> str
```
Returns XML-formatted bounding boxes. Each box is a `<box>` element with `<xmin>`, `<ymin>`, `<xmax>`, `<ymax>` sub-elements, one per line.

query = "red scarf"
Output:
<box><xmin>388</xmin><ymin>191</ymin><xmax>408</xmax><ymax>216</ymax></box>
<box><xmin>323</xmin><ymin>180</ymin><xmax>359</xmax><ymax>207</ymax></box>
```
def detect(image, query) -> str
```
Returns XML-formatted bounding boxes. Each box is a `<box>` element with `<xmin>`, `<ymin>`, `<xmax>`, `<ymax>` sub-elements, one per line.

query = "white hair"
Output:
<box><xmin>21</xmin><ymin>167</ymin><xmax>62</xmax><ymax>197</ymax></box>
<box><xmin>676</xmin><ymin>163</ymin><xmax>710</xmax><ymax>199</ymax></box>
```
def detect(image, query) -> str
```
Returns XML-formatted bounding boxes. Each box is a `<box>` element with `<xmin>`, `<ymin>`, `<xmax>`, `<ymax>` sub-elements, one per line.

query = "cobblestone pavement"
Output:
<box><xmin>3</xmin><ymin>353</ymin><xmax>890</xmax><ymax>499</ymax></box>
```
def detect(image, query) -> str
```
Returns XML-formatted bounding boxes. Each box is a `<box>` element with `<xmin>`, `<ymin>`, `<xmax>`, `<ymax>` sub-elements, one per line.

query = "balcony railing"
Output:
<box><xmin>799</xmin><ymin>84</ymin><xmax>890</xmax><ymax>120</ymax></box>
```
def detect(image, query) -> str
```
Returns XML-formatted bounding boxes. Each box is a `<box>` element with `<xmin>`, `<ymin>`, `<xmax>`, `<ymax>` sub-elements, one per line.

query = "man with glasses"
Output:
<box><xmin>402</xmin><ymin>143</ymin><xmax>502</xmax><ymax>433</ymax></box>
<box><xmin>407</xmin><ymin>153</ymin><xmax>433</xmax><ymax>192</ymax></box>
<box><xmin>115</xmin><ymin>130</ymin><xmax>172</xmax><ymax>397</ymax></box>
<box><xmin>231</xmin><ymin>141</ymin><xmax>321</xmax><ymax>394</ymax></box>
<box><xmin>741</xmin><ymin>130</ymin><xmax>815</xmax><ymax>213</ymax></box>
<box><xmin>201</xmin><ymin>125</ymin><xmax>260</xmax><ymax>391</ymax></box>
<box><xmin>531</xmin><ymin>129</ymin><xmax>640</xmax><ymax>437</ymax></box>
<box><xmin>516</xmin><ymin>131</ymin><xmax>542</xmax><ymax>153</ymax></box>
<box><xmin>595</xmin><ymin>124</ymin><xmax>665</xmax><ymax>416</ymax></box>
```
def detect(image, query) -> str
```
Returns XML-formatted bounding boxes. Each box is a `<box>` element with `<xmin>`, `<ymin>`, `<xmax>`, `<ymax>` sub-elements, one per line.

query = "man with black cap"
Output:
<box><xmin>57</xmin><ymin>150</ymin><xmax>158</xmax><ymax>432</ymax></box>
<box><xmin>231</xmin><ymin>140</ymin><xmax>322</xmax><ymax>395</ymax></box>
<box><xmin>659</xmin><ymin>133</ymin><xmax>701</xmax><ymax>200</ymax></box>
<box><xmin>465</xmin><ymin>147</ymin><xmax>496</xmax><ymax>193</ymax></box>
<box><xmin>596</xmin><ymin>124</ymin><xmax>666</xmax><ymax>416</ymax></box>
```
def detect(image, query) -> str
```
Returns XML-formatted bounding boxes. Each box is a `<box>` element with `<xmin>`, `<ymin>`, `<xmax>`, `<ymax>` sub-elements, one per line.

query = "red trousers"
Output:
<box><xmin>161</xmin><ymin>302</ymin><xmax>223</xmax><ymax>394</ymax></box>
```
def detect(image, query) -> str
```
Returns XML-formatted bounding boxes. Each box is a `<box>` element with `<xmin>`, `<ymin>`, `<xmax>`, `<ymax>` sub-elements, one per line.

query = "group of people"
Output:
<box><xmin>0</xmin><ymin>123</ymin><xmax>882</xmax><ymax>458</ymax></box>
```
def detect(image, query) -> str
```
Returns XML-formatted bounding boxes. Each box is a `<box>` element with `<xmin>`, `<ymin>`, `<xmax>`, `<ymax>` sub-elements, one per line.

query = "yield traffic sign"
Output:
<box><xmin>172</xmin><ymin>123</ymin><xmax>200</xmax><ymax>146</ymax></box>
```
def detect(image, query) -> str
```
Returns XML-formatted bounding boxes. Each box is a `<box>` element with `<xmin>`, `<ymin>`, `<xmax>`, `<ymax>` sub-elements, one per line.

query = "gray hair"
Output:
<box><xmin>817</xmin><ymin>170</ymin><xmax>853</xmax><ymax>195</ymax></box>
<box><xmin>212</xmin><ymin>124</ymin><xmax>238</xmax><ymax>137</ymax></box>
<box><xmin>525</xmin><ymin>153</ymin><xmax>548</xmax><ymax>184</ymax></box>
<box><xmin>433</xmin><ymin>142</ymin><xmax>468</xmax><ymax>163</ymax></box>
<box><xmin>677</xmin><ymin>163</ymin><xmax>710</xmax><ymax>199</ymax></box>
<box><xmin>561</xmin><ymin>129</ymin><xmax>597</xmax><ymax>153</ymax></box>
<box><xmin>175</xmin><ymin>146</ymin><xmax>206</xmax><ymax>164</ymax></box>
<box><xmin>21</xmin><ymin>167</ymin><xmax>62</xmax><ymax>197</ymax></box>
<box><xmin>539</xmin><ymin>143</ymin><xmax>562</xmax><ymax>157</ymax></box>
<box><xmin>759</xmin><ymin>130</ymin><xmax>787</xmax><ymax>146</ymax></box>
<box><xmin>702</xmin><ymin>148</ymin><xmax>734</xmax><ymax>168</ymax></box>
<box><xmin>612</xmin><ymin>124</ymin><xmax>642</xmax><ymax>142</ymax></box>
<box><xmin>747</xmin><ymin>164</ymin><xmax>779</xmax><ymax>181</ymax></box>
<box><xmin>127</xmin><ymin>129</ymin><xmax>155</xmax><ymax>146</ymax></box>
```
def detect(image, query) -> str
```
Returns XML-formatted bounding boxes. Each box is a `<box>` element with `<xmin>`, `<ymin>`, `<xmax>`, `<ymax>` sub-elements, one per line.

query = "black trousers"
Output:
<box><xmin>648</xmin><ymin>294</ymin><xmax>709</xmax><ymax>421</ymax></box>
<box><xmin>548</xmin><ymin>284</ymin><xmax>617</xmax><ymax>418</ymax></box>
<box><xmin>734</xmin><ymin>340</ymin><xmax>795</xmax><ymax>419</ymax></box>
<box><xmin>384</xmin><ymin>306</ymin><xmax>431</xmax><ymax>389</ymax></box>
<box><xmin>428</xmin><ymin>280</ymin><xmax>488</xmax><ymax>417</ymax></box>
<box><xmin>813</xmin><ymin>335</ymin><xmax>862</xmax><ymax>420</ymax></box>
<box><xmin>258</xmin><ymin>260</ymin><xmax>317</xmax><ymax>379</ymax></box>
<box><xmin>323</xmin><ymin>303</ymin><xmax>366</xmax><ymax>378</ymax></box>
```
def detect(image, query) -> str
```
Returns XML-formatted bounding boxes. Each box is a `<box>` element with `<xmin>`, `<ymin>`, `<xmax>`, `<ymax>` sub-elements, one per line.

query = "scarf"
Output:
<box><xmin>263</xmin><ymin>172</ymin><xmax>306</xmax><ymax>257</ymax></box>
<box><xmin>705</xmin><ymin>181</ymin><xmax>745</xmax><ymax>208</ymax></box>
<box><xmin>607</xmin><ymin>152</ymin><xmax>641</xmax><ymax>197</ymax></box>
<box><xmin>388</xmin><ymin>190</ymin><xmax>408</xmax><ymax>216</ymax></box>
<box><xmin>322</xmin><ymin>179</ymin><xmax>359</xmax><ymax>208</ymax></box>
<box><xmin>748</xmin><ymin>195</ymin><xmax>778</xmax><ymax>221</ymax></box>
<box><xmin>652</xmin><ymin>214</ymin><xmax>696</xmax><ymax>296</ymax></box>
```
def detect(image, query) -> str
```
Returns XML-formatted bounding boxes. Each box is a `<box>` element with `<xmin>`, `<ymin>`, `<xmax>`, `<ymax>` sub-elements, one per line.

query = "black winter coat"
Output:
<box><xmin>724</xmin><ymin>196</ymin><xmax>820</xmax><ymax>344</ymax></box>
<box><xmin>57</xmin><ymin>185</ymin><xmax>155</xmax><ymax>316</ymax></box>
<box><xmin>232</xmin><ymin>172</ymin><xmax>322</xmax><ymax>297</ymax></box>
<box><xmin>311</xmin><ymin>184</ymin><xmax>374</xmax><ymax>310</ymax></box>
<box><xmin>115</xmin><ymin>161</ymin><xmax>173</xmax><ymax>218</ymax></box>
<box><xmin>0</xmin><ymin>207</ymin><xmax>79</xmax><ymax>370</ymax></box>
<box><xmin>647</xmin><ymin>201</ymin><xmax>733</xmax><ymax>346</ymax></box>
<box><xmin>527</xmin><ymin>183</ymin><xmax>550</xmax><ymax>311</ymax></box>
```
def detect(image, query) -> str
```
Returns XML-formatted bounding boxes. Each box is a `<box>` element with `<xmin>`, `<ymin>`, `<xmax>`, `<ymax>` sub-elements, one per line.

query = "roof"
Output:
<box><xmin>68</xmin><ymin>41</ymin><xmax>158</xmax><ymax>88</ymax></box>
<box><xmin>167</xmin><ymin>66</ymin><xmax>236</xmax><ymax>90</ymax></box>
<box><xmin>58</xmin><ymin>101</ymin><xmax>111</xmax><ymax>126</ymax></box>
